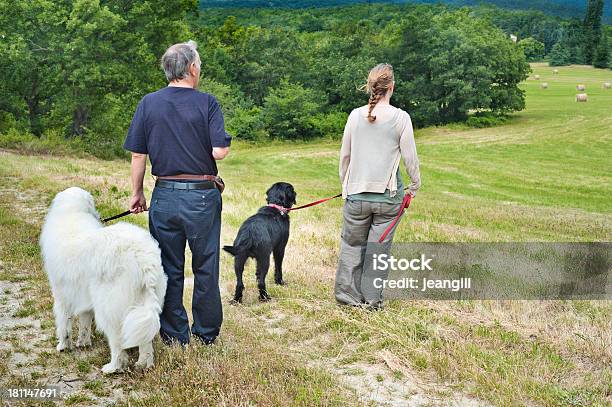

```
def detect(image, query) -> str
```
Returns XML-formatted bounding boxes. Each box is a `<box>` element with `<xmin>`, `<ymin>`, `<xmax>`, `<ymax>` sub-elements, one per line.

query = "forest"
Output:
<box><xmin>201</xmin><ymin>0</ymin><xmax>612</xmax><ymax>23</ymax></box>
<box><xmin>0</xmin><ymin>0</ymin><xmax>609</xmax><ymax>158</ymax></box>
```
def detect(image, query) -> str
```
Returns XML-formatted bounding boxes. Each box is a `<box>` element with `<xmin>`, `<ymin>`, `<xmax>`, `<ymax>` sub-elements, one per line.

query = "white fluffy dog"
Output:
<box><xmin>40</xmin><ymin>187</ymin><xmax>167</xmax><ymax>373</ymax></box>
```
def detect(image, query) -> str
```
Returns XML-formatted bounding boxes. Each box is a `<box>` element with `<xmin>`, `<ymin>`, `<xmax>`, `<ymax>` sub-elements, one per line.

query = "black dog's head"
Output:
<box><xmin>266</xmin><ymin>182</ymin><xmax>297</xmax><ymax>209</ymax></box>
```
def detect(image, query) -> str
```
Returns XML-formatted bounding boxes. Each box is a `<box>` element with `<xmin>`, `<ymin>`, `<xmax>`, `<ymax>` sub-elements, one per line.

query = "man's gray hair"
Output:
<box><xmin>161</xmin><ymin>40</ymin><xmax>200</xmax><ymax>82</ymax></box>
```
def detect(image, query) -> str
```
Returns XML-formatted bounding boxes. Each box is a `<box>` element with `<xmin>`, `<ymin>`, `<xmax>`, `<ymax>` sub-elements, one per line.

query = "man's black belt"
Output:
<box><xmin>155</xmin><ymin>180</ymin><xmax>216</xmax><ymax>190</ymax></box>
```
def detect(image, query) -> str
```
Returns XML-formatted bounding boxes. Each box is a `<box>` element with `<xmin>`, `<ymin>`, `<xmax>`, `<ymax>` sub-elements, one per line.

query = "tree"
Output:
<box><xmin>198</xmin><ymin>78</ymin><xmax>263</xmax><ymax>140</ymax></box>
<box><xmin>261</xmin><ymin>80</ymin><xmax>322</xmax><ymax>139</ymax></box>
<box><xmin>0</xmin><ymin>0</ymin><xmax>196</xmax><ymax>152</ymax></box>
<box><xmin>549</xmin><ymin>41</ymin><xmax>571</xmax><ymax>65</ymax></box>
<box><xmin>583</xmin><ymin>0</ymin><xmax>604</xmax><ymax>64</ymax></box>
<box><xmin>392</xmin><ymin>9</ymin><xmax>530</xmax><ymax>126</ymax></box>
<box><xmin>0</xmin><ymin>0</ymin><xmax>67</xmax><ymax>136</ymax></box>
<box><xmin>518</xmin><ymin>37</ymin><xmax>545</xmax><ymax>61</ymax></box>
<box><xmin>593</xmin><ymin>33</ymin><xmax>609</xmax><ymax>68</ymax></box>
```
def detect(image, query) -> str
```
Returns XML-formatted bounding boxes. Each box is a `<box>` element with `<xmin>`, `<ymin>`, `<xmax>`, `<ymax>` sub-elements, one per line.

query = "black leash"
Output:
<box><xmin>101</xmin><ymin>210</ymin><xmax>132</xmax><ymax>223</ymax></box>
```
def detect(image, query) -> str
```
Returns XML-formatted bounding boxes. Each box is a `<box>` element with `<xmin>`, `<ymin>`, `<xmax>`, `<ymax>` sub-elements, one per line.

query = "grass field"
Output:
<box><xmin>0</xmin><ymin>63</ymin><xmax>610</xmax><ymax>406</ymax></box>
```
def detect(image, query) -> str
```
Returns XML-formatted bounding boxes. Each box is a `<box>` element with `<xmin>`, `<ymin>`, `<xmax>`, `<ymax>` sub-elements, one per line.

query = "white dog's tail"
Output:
<box><xmin>121</xmin><ymin>263</ymin><xmax>165</xmax><ymax>349</ymax></box>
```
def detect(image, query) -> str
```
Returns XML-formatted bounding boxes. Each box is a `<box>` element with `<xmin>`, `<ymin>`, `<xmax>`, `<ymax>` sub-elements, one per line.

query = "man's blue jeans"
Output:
<box><xmin>148</xmin><ymin>185</ymin><xmax>223</xmax><ymax>344</ymax></box>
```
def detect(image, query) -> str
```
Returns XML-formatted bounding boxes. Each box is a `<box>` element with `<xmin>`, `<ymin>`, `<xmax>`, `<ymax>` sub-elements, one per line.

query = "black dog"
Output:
<box><xmin>223</xmin><ymin>182</ymin><xmax>296</xmax><ymax>303</ymax></box>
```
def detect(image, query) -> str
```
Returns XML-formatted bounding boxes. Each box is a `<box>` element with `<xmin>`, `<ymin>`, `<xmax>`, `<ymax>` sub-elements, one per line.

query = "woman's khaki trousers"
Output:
<box><xmin>335</xmin><ymin>199</ymin><xmax>402</xmax><ymax>308</ymax></box>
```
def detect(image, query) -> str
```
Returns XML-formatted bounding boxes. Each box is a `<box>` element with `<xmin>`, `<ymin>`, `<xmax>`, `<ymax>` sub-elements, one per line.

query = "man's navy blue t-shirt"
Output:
<box><xmin>123</xmin><ymin>87</ymin><xmax>232</xmax><ymax>176</ymax></box>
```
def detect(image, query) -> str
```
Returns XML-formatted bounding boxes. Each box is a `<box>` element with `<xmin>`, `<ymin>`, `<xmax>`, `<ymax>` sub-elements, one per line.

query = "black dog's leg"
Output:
<box><xmin>273</xmin><ymin>241</ymin><xmax>288</xmax><ymax>285</ymax></box>
<box><xmin>255</xmin><ymin>255</ymin><xmax>271</xmax><ymax>301</ymax></box>
<box><xmin>232</xmin><ymin>254</ymin><xmax>248</xmax><ymax>303</ymax></box>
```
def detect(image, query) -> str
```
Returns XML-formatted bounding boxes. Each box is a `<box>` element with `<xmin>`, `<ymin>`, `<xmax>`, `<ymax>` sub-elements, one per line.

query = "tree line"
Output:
<box><xmin>478</xmin><ymin>0</ymin><xmax>609</xmax><ymax>67</ymax></box>
<box><xmin>0</xmin><ymin>1</ymin><xmax>551</xmax><ymax>157</ymax></box>
<box><xmin>201</xmin><ymin>0</ymin><xmax>612</xmax><ymax>24</ymax></box>
<box><xmin>203</xmin><ymin>1</ymin><xmax>611</xmax><ymax>67</ymax></box>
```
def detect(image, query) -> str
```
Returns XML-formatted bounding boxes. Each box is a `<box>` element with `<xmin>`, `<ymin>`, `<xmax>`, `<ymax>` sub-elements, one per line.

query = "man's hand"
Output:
<box><xmin>130</xmin><ymin>152</ymin><xmax>148</xmax><ymax>213</ymax></box>
<box><xmin>212</xmin><ymin>147</ymin><xmax>230</xmax><ymax>160</ymax></box>
<box><xmin>129</xmin><ymin>192</ymin><xmax>147</xmax><ymax>213</ymax></box>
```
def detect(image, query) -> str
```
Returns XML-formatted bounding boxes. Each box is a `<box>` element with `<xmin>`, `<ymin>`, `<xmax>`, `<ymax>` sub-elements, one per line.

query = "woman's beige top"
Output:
<box><xmin>339</xmin><ymin>104</ymin><xmax>421</xmax><ymax>198</ymax></box>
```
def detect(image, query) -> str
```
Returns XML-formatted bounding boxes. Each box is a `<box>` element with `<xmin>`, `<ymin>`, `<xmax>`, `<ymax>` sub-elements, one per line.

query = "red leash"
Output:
<box><xmin>378</xmin><ymin>193</ymin><xmax>412</xmax><ymax>243</ymax></box>
<box><xmin>282</xmin><ymin>190</ymin><xmax>413</xmax><ymax>243</ymax></box>
<box><xmin>287</xmin><ymin>193</ymin><xmax>342</xmax><ymax>211</ymax></box>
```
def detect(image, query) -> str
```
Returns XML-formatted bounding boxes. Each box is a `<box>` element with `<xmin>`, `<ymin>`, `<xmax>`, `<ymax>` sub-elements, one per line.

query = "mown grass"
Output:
<box><xmin>0</xmin><ymin>149</ymin><xmax>350</xmax><ymax>405</ymax></box>
<box><xmin>0</xmin><ymin>63</ymin><xmax>610</xmax><ymax>406</ymax></box>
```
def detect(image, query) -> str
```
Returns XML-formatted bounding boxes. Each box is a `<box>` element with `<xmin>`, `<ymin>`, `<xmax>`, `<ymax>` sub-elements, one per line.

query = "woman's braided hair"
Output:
<box><xmin>363</xmin><ymin>63</ymin><xmax>394</xmax><ymax>123</ymax></box>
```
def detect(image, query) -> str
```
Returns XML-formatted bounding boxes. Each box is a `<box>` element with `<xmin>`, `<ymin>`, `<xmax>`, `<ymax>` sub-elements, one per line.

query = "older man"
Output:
<box><xmin>123</xmin><ymin>40</ymin><xmax>231</xmax><ymax>345</ymax></box>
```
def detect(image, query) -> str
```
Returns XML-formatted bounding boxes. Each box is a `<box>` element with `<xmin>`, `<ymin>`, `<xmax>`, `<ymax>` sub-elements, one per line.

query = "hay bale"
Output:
<box><xmin>534</xmin><ymin>74</ymin><xmax>540</xmax><ymax>80</ymax></box>
<box><xmin>575</xmin><ymin>93</ymin><xmax>588</xmax><ymax>102</ymax></box>
<box><xmin>553</xmin><ymin>69</ymin><xmax>559</xmax><ymax>74</ymax></box>
<box><xmin>604</xmin><ymin>82</ymin><xmax>611</xmax><ymax>89</ymax></box>
<box><xmin>541</xmin><ymin>83</ymin><xmax>548</xmax><ymax>89</ymax></box>
<box><xmin>576</xmin><ymin>84</ymin><xmax>586</xmax><ymax>91</ymax></box>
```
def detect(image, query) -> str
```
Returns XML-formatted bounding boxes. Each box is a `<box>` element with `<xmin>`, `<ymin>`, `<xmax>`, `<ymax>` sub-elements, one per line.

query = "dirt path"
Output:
<box><xmin>230</xmin><ymin>303</ymin><xmax>491</xmax><ymax>406</ymax></box>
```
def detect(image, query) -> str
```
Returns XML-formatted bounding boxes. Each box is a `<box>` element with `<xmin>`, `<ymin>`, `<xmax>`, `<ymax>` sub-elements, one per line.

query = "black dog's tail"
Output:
<box><xmin>223</xmin><ymin>245</ymin><xmax>238</xmax><ymax>256</ymax></box>
<box><xmin>223</xmin><ymin>229</ymin><xmax>253</xmax><ymax>257</ymax></box>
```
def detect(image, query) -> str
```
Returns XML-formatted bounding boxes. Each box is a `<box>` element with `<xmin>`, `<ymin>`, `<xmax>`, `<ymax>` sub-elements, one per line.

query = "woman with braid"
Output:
<box><xmin>335</xmin><ymin>63</ymin><xmax>421</xmax><ymax>309</ymax></box>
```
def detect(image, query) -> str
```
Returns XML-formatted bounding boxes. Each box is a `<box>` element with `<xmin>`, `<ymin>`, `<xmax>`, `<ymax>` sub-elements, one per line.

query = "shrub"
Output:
<box><xmin>593</xmin><ymin>34</ymin><xmax>609</xmax><ymax>69</ymax></box>
<box><xmin>518</xmin><ymin>37</ymin><xmax>545</xmax><ymax>61</ymax></box>
<box><xmin>199</xmin><ymin>78</ymin><xmax>267</xmax><ymax>140</ymax></box>
<box><xmin>309</xmin><ymin>111</ymin><xmax>348</xmax><ymax>139</ymax></box>
<box><xmin>0</xmin><ymin>112</ymin><xmax>25</xmax><ymax>135</ymax></box>
<box><xmin>227</xmin><ymin>106</ymin><xmax>265</xmax><ymax>140</ymax></box>
<box><xmin>549</xmin><ymin>42</ymin><xmax>571</xmax><ymax>66</ymax></box>
<box><xmin>261</xmin><ymin>80</ymin><xmax>322</xmax><ymax>139</ymax></box>
<box><xmin>465</xmin><ymin>112</ymin><xmax>508</xmax><ymax>128</ymax></box>
<box><xmin>0</xmin><ymin>128</ymin><xmax>85</xmax><ymax>155</ymax></box>
<box><xmin>84</xmin><ymin>94</ymin><xmax>138</xmax><ymax>159</ymax></box>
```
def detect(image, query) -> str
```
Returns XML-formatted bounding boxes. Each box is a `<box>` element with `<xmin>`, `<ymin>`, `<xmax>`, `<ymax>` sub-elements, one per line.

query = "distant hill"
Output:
<box><xmin>200</xmin><ymin>0</ymin><xmax>612</xmax><ymax>23</ymax></box>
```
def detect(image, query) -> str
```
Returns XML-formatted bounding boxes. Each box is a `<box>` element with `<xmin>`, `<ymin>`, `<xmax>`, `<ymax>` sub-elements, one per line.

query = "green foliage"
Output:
<box><xmin>518</xmin><ymin>37</ymin><xmax>545</xmax><ymax>61</ymax></box>
<box><xmin>593</xmin><ymin>34</ymin><xmax>609</xmax><ymax>68</ymax></box>
<box><xmin>474</xmin><ymin>7</ymin><xmax>568</xmax><ymax>54</ymax></box>
<box><xmin>261</xmin><ymin>80</ymin><xmax>322</xmax><ymax>139</ymax></box>
<box><xmin>309</xmin><ymin>111</ymin><xmax>349</xmax><ymax>139</ymax></box>
<box><xmin>1</xmin><ymin>0</ymin><xmax>540</xmax><ymax>152</ymax></box>
<box><xmin>130</xmin><ymin>4</ymin><xmax>533</xmax><ymax>140</ymax></box>
<box><xmin>0</xmin><ymin>0</ymin><xmax>196</xmax><ymax>151</ymax></box>
<box><xmin>392</xmin><ymin>9</ymin><xmax>530</xmax><ymax>125</ymax></box>
<box><xmin>198</xmin><ymin>77</ymin><xmax>263</xmax><ymax>140</ymax></box>
<box><xmin>549</xmin><ymin>42</ymin><xmax>572</xmax><ymax>66</ymax></box>
<box><xmin>0</xmin><ymin>112</ymin><xmax>25</xmax><ymax>135</ymax></box>
<box><xmin>583</xmin><ymin>0</ymin><xmax>604</xmax><ymax>64</ymax></box>
<box><xmin>0</xmin><ymin>128</ymin><xmax>85</xmax><ymax>155</ymax></box>
<box><xmin>228</xmin><ymin>107</ymin><xmax>265</xmax><ymax>140</ymax></box>
<box><xmin>201</xmin><ymin>1</ymin><xmax>612</xmax><ymax>23</ymax></box>
<box><xmin>465</xmin><ymin>112</ymin><xmax>509</xmax><ymax>128</ymax></box>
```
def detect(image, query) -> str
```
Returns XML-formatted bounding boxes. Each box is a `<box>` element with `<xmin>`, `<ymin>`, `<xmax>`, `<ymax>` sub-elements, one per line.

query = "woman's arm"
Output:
<box><xmin>399</xmin><ymin>112</ymin><xmax>421</xmax><ymax>196</ymax></box>
<box><xmin>339</xmin><ymin>111</ymin><xmax>354</xmax><ymax>182</ymax></box>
